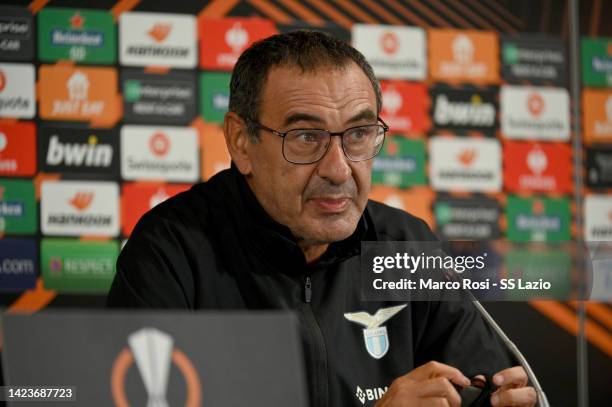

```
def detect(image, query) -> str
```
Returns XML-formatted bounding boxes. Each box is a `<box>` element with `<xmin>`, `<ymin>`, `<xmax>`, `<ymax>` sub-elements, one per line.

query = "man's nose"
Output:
<box><xmin>316</xmin><ymin>136</ymin><xmax>351</xmax><ymax>185</ymax></box>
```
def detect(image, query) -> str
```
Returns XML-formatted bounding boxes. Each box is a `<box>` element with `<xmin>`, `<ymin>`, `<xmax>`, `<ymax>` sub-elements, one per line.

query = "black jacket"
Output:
<box><xmin>107</xmin><ymin>166</ymin><xmax>514</xmax><ymax>406</ymax></box>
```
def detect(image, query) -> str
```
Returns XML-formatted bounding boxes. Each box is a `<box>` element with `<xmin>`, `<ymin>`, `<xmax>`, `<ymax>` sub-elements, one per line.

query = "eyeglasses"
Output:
<box><xmin>246</xmin><ymin>117</ymin><xmax>389</xmax><ymax>165</ymax></box>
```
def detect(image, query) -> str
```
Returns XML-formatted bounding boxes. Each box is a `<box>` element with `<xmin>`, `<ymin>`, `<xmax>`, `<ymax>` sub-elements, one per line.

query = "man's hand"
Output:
<box><xmin>490</xmin><ymin>366</ymin><xmax>537</xmax><ymax>407</ymax></box>
<box><xmin>374</xmin><ymin>361</ymin><xmax>471</xmax><ymax>407</ymax></box>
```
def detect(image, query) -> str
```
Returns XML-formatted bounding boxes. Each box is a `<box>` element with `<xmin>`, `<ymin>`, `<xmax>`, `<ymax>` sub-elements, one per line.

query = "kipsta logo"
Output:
<box><xmin>458</xmin><ymin>148</ymin><xmax>477</xmax><ymax>166</ymax></box>
<box><xmin>382</xmin><ymin>86</ymin><xmax>402</xmax><ymax>115</ymax></box>
<box><xmin>452</xmin><ymin>34</ymin><xmax>474</xmax><ymax>64</ymax></box>
<box><xmin>149</xmin><ymin>132</ymin><xmax>170</xmax><ymax>157</ymax></box>
<box><xmin>380</xmin><ymin>32</ymin><xmax>399</xmax><ymax>55</ymax></box>
<box><xmin>111</xmin><ymin>327</ymin><xmax>201</xmax><ymax>407</ymax></box>
<box><xmin>70</xmin><ymin>12</ymin><xmax>85</xmax><ymax>29</ymax></box>
<box><xmin>527</xmin><ymin>93</ymin><xmax>545</xmax><ymax>117</ymax></box>
<box><xmin>526</xmin><ymin>145</ymin><xmax>547</xmax><ymax>175</ymax></box>
<box><xmin>148</xmin><ymin>23</ymin><xmax>172</xmax><ymax>43</ymax></box>
<box><xmin>0</xmin><ymin>70</ymin><xmax>6</xmax><ymax>92</ymax></box>
<box><xmin>225</xmin><ymin>22</ymin><xmax>248</xmax><ymax>54</ymax></box>
<box><xmin>69</xmin><ymin>191</ymin><xmax>94</xmax><ymax>211</ymax></box>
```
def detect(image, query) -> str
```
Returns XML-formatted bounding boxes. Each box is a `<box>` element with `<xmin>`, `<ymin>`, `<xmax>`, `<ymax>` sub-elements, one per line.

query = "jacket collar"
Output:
<box><xmin>220</xmin><ymin>163</ymin><xmax>374</xmax><ymax>274</ymax></box>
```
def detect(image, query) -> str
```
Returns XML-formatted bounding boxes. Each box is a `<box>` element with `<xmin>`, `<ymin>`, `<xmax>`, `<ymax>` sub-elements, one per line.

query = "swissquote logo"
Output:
<box><xmin>344</xmin><ymin>304</ymin><xmax>407</xmax><ymax>359</ymax></box>
<box><xmin>121</xmin><ymin>125</ymin><xmax>198</xmax><ymax>182</ymax></box>
<box><xmin>501</xmin><ymin>85</ymin><xmax>569</xmax><ymax>140</ymax></box>
<box><xmin>584</xmin><ymin>195</ymin><xmax>612</xmax><ymax>240</ymax></box>
<box><xmin>120</xmin><ymin>12</ymin><xmax>197</xmax><ymax>68</ymax></box>
<box><xmin>111</xmin><ymin>327</ymin><xmax>201</xmax><ymax>407</ymax></box>
<box><xmin>41</xmin><ymin>180</ymin><xmax>119</xmax><ymax>236</ymax></box>
<box><xmin>0</xmin><ymin>63</ymin><xmax>35</xmax><ymax>118</ymax></box>
<box><xmin>352</xmin><ymin>24</ymin><xmax>426</xmax><ymax>80</ymax></box>
<box><xmin>429</xmin><ymin>136</ymin><xmax>501</xmax><ymax>192</ymax></box>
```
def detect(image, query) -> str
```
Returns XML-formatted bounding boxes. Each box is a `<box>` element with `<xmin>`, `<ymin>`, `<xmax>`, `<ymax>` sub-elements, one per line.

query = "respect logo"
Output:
<box><xmin>39</xmin><ymin>65</ymin><xmax>121</xmax><ymax>126</ymax></box>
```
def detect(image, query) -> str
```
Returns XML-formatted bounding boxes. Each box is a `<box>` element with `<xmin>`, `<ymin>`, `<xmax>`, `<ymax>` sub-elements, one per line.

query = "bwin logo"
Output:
<box><xmin>46</xmin><ymin>135</ymin><xmax>113</xmax><ymax>167</ymax></box>
<box><xmin>355</xmin><ymin>385</ymin><xmax>388</xmax><ymax>405</ymax></box>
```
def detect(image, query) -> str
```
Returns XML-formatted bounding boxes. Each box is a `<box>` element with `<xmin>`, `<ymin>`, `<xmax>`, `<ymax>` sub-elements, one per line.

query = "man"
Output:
<box><xmin>108</xmin><ymin>31</ymin><xmax>536</xmax><ymax>407</ymax></box>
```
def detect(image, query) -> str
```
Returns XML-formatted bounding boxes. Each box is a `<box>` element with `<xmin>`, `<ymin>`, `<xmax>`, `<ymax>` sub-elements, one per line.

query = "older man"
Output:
<box><xmin>108</xmin><ymin>31</ymin><xmax>536</xmax><ymax>407</ymax></box>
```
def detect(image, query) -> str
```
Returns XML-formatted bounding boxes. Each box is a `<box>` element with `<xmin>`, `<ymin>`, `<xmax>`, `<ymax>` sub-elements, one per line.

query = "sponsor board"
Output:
<box><xmin>429</xmin><ymin>136</ymin><xmax>501</xmax><ymax>192</ymax></box>
<box><xmin>120</xmin><ymin>12</ymin><xmax>197</xmax><ymax>68</ymax></box>
<box><xmin>372</xmin><ymin>136</ymin><xmax>426</xmax><ymax>188</ymax></box>
<box><xmin>352</xmin><ymin>24</ymin><xmax>426</xmax><ymax>80</ymax></box>
<box><xmin>0</xmin><ymin>62</ymin><xmax>35</xmax><ymax>118</ymax></box>
<box><xmin>379</xmin><ymin>81</ymin><xmax>428</xmax><ymax>134</ymax></box>
<box><xmin>506</xmin><ymin>196</ymin><xmax>570</xmax><ymax>242</ymax></box>
<box><xmin>369</xmin><ymin>185</ymin><xmax>434</xmax><ymax>227</ymax></box>
<box><xmin>200</xmin><ymin>123</ymin><xmax>231</xmax><ymax>180</ymax></box>
<box><xmin>38</xmin><ymin>126</ymin><xmax>119</xmax><ymax>177</ymax></box>
<box><xmin>500</xmin><ymin>34</ymin><xmax>567</xmax><ymax>85</ymax></box>
<box><xmin>428</xmin><ymin>29</ymin><xmax>499</xmax><ymax>84</ymax></box>
<box><xmin>122</xmin><ymin>183</ymin><xmax>190</xmax><ymax>236</ymax></box>
<box><xmin>121</xmin><ymin>125</ymin><xmax>199</xmax><ymax>182</ymax></box>
<box><xmin>38</xmin><ymin>7</ymin><xmax>116</xmax><ymax>64</ymax></box>
<box><xmin>434</xmin><ymin>197</ymin><xmax>500</xmax><ymax>240</ymax></box>
<box><xmin>581</xmin><ymin>37</ymin><xmax>612</xmax><ymax>87</ymax></box>
<box><xmin>0</xmin><ymin>179</ymin><xmax>36</xmax><ymax>235</ymax></box>
<box><xmin>586</xmin><ymin>147</ymin><xmax>612</xmax><ymax>188</ymax></box>
<box><xmin>40</xmin><ymin>180</ymin><xmax>119</xmax><ymax>237</ymax></box>
<box><xmin>41</xmin><ymin>238</ymin><xmax>119</xmax><ymax>293</ymax></box>
<box><xmin>500</xmin><ymin>85</ymin><xmax>570</xmax><ymax>140</ymax></box>
<box><xmin>0</xmin><ymin>238</ymin><xmax>37</xmax><ymax>291</ymax></box>
<box><xmin>583</xmin><ymin>88</ymin><xmax>612</xmax><ymax>143</ymax></box>
<box><xmin>122</xmin><ymin>69</ymin><xmax>197</xmax><ymax>125</ymax></box>
<box><xmin>504</xmin><ymin>248</ymin><xmax>572</xmax><ymax>300</ymax></box>
<box><xmin>503</xmin><ymin>141</ymin><xmax>572</xmax><ymax>193</ymax></box>
<box><xmin>430</xmin><ymin>86</ymin><xmax>497</xmax><ymax>135</ymax></box>
<box><xmin>0</xmin><ymin>6</ymin><xmax>34</xmax><ymax>61</ymax></box>
<box><xmin>584</xmin><ymin>195</ymin><xmax>612</xmax><ymax>241</ymax></box>
<box><xmin>0</xmin><ymin>122</ymin><xmax>36</xmax><ymax>176</ymax></box>
<box><xmin>200</xmin><ymin>71</ymin><xmax>230</xmax><ymax>124</ymax></box>
<box><xmin>38</xmin><ymin>64</ymin><xmax>121</xmax><ymax>125</ymax></box>
<box><xmin>199</xmin><ymin>17</ymin><xmax>276</xmax><ymax>70</ymax></box>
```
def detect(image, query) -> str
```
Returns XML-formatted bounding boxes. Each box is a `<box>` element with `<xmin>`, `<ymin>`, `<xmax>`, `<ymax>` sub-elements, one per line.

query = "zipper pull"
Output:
<box><xmin>304</xmin><ymin>276</ymin><xmax>312</xmax><ymax>303</ymax></box>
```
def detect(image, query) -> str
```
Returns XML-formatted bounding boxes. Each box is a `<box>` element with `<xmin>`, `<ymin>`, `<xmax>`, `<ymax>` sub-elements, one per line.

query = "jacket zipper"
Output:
<box><xmin>302</xmin><ymin>275</ymin><xmax>328</xmax><ymax>407</ymax></box>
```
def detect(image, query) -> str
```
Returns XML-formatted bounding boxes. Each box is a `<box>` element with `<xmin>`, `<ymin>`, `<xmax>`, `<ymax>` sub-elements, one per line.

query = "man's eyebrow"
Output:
<box><xmin>283</xmin><ymin>113</ymin><xmax>325</xmax><ymax>127</ymax></box>
<box><xmin>345</xmin><ymin>109</ymin><xmax>377</xmax><ymax>125</ymax></box>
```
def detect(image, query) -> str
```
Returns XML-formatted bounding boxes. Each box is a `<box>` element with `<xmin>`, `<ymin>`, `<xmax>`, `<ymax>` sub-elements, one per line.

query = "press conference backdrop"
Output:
<box><xmin>0</xmin><ymin>0</ymin><xmax>610</xmax><ymax>405</ymax></box>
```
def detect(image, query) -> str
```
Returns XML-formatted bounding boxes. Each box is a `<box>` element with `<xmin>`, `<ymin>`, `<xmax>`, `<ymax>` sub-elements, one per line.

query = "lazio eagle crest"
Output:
<box><xmin>344</xmin><ymin>304</ymin><xmax>407</xmax><ymax>359</ymax></box>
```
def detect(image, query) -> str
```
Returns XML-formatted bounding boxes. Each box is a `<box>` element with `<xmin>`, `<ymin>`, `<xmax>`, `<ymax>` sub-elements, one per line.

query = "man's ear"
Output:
<box><xmin>223</xmin><ymin>111</ymin><xmax>253</xmax><ymax>175</ymax></box>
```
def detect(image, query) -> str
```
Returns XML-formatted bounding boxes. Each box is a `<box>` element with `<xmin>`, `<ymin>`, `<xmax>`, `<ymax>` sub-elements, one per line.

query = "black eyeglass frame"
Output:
<box><xmin>244</xmin><ymin>116</ymin><xmax>389</xmax><ymax>165</ymax></box>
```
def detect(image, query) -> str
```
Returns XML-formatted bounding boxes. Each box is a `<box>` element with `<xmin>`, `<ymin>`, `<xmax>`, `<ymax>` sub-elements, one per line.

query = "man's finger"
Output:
<box><xmin>493</xmin><ymin>366</ymin><xmax>529</xmax><ymax>388</ymax></box>
<box><xmin>416</xmin><ymin>377</ymin><xmax>461</xmax><ymax>407</ymax></box>
<box><xmin>407</xmin><ymin>361</ymin><xmax>470</xmax><ymax>387</ymax></box>
<box><xmin>491</xmin><ymin>387</ymin><xmax>537</xmax><ymax>407</ymax></box>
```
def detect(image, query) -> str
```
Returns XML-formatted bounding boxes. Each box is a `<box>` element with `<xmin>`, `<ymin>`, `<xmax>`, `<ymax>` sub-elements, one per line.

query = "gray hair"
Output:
<box><xmin>228</xmin><ymin>30</ymin><xmax>382</xmax><ymax>141</ymax></box>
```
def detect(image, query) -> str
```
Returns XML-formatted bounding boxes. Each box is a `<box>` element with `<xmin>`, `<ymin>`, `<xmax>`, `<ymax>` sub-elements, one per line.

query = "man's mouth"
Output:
<box><xmin>310</xmin><ymin>197</ymin><xmax>350</xmax><ymax>213</ymax></box>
